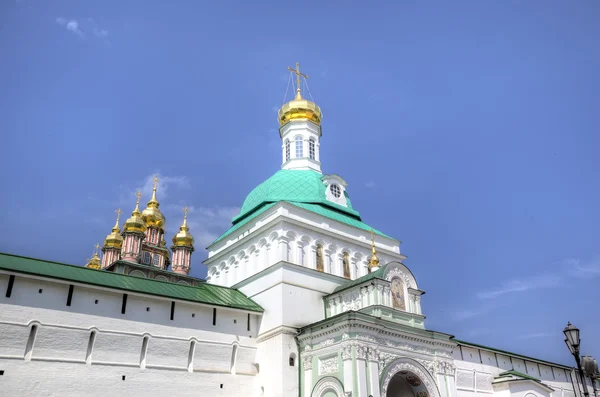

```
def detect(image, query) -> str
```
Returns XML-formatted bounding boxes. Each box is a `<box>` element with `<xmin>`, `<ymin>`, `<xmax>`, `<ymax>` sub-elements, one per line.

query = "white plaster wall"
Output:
<box><xmin>0</xmin><ymin>272</ymin><xmax>261</xmax><ymax>396</ymax></box>
<box><xmin>453</xmin><ymin>344</ymin><xmax>576</xmax><ymax>397</ymax></box>
<box><xmin>1</xmin><ymin>360</ymin><xmax>255</xmax><ymax>397</ymax></box>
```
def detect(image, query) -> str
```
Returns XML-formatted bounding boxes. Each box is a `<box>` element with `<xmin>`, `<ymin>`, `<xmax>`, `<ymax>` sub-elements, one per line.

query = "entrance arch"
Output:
<box><xmin>311</xmin><ymin>376</ymin><xmax>345</xmax><ymax>397</ymax></box>
<box><xmin>381</xmin><ymin>357</ymin><xmax>440</xmax><ymax>397</ymax></box>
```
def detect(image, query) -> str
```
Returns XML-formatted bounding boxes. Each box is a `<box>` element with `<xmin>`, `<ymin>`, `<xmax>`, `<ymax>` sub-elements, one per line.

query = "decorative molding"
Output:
<box><xmin>356</xmin><ymin>345</ymin><xmax>367</xmax><ymax>360</ymax></box>
<box><xmin>367</xmin><ymin>347</ymin><xmax>379</xmax><ymax>362</ymax></box>
<box><xmin>386</xmin><ymin>267</ymin><xmax>412</xmax><ymax>288</ymax></box>
<box><xmin>381</xmin><ymin>358</ymin><xmax>440</xmax><ymax>397</ymax></box>
<box><xmin>303</xmin><ymin>355</ymin><xmax>313</xmax><ymax>370</ymax></box>
<box><xmin>311</xmin><ymin>376</ymin><xmax>345</xmax><ymax>397</ymax></box>
<box><xmin>439</xmin><ymin>361</ymin><xmax>456</xmax><ymax>375</ymax></box>
<box><xmin>318</xmin><ymin>356</ymin><xmax>339</xmax><ymax>375</ymax></box>
<box><xmin>341</xmin><ymin>345</ymin><xmax>353</xmax><ymax>361</ymax></box>
<box><xmin>313</xmin><ymin>338</ymin><xmax>335</xmax><ymax>349</ymax></box>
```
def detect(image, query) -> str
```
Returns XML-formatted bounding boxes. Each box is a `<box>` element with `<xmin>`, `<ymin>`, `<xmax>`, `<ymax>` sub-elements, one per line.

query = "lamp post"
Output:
<box><xmin>563</xmin><ymin>322</ymin><xmax>590</xmax><ymax>397</ymax></box>
<box><xmin>582</xmin><ymin>356</ymin><xmax>599</xmax><ymax>397</ymax></box>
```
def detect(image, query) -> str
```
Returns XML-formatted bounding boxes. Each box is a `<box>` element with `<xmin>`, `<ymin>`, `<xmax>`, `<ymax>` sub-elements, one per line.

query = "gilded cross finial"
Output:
<box><xmin>183</xmin><ymin>206</ymin><xmax>189</xmax><ymax>219</ymax></box>
<box><xmin>152</xmin><ymin>175</ymin><xmax>160</xmax><ymax>191</ymax></box>
<box><xmin>287</xmin><ymin>62</ymin><xmax>308</xmax><ymax>99</ymax></box>
<box><xmin>93</xmin><ymin>243</ymin><xmax>100</xmax><ymax>255</ymax></box>
<box><xmin>135</xmin><ymin>190</ymin><xmax>142</xmax><ymax>205</ymax></box>
<box><xmin>115</xmin><ymin>208</ymin><xmax>123</xmax><ymax>223</ymax></box>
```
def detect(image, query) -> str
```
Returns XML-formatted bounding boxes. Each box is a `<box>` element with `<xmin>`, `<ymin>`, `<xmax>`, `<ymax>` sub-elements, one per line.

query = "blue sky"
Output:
<box><xmin>1</xmin><ymin>1</ymin><xmax>598</xmax><ymax>365</ymax></box>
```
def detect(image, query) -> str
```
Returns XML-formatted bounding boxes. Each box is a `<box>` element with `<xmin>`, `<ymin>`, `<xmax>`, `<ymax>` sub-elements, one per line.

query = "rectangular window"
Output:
<box><xmin>152</xmin><ymin>254</ymin><xmax>160</xmax><ymax>266</ymax></box>
<box><xmin>309</xmin><ymin>139</ymin><xmax>315</xmax><ymax>160</ymax></box>
<box><xmin>142</xmin><ymin>251</ymin><xmax>151</xmax><ymax>264</ymax></box>
<box><xmin>285</xmin><ymin>141</ymin><xmax>290</xmax><ymax>161</ymax></box>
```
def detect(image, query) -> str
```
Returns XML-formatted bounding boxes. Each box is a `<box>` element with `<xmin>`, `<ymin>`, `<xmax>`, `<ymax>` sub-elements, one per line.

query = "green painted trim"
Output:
<box><xmin>498</xmin><ymin>370</ymin><xmax>541</xmax><ymax>382</ymax></box>
<box><xmin>454</xmin><ymin>339</ymin><xmax>571</xmax><ymax>369</ymax></box>
<box><xmin>0</xmin><ymin>252</ymin><xmax>263</xmax><ymax>313</ymax></box>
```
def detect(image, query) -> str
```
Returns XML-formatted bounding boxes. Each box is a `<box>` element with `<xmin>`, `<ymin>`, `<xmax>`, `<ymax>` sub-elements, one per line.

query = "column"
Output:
<box><xmin>367</xmin><ymin>347</ymin><xmax>381</xmax><ymax>397</ymax></box>
<box><xmin>361</xmin><ymin>287</ymin><xmax>369</xmax><ymax>307</ymax></box>
<box><xmin>303</xmin><ymin>354</ymin><xmax>313</xmax><ymax>397</ymax></box>
<box><xmin>356</xmin><ymin>346</ymin><xmax>368</xmax><ymax>397</ymax></box>
<box><xmin>279</xmin><ymin>237</ymin><xmax>290</xmax><ymax>262</ymax></box>
<box><xmin>342</xmin><ymin>345</ymin><xmax>354</xmax><ymax>396</ymax></box>
<box><xmin>296</xmin><ymin>241</ymin><xmax>304</xmax><ymax>266</ymax></box>
<box><xmin>325</xmin><ymin>248</ymin><xmax>334</xmax><ymax>274</ymax></box>
<box><xmin>383</xmin><ymin>286</ymin><xmax>391</xmax><ymax>307</ymax></box>
<box><xmin>309</xmin><ymin>245</ymin><xmax>317</xmax><ymax>269</ymax></box>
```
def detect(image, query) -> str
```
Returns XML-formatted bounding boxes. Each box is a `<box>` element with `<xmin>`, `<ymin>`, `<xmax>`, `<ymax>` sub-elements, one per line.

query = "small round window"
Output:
<box><xmin>330</xmin><ymin>184</ymin><xmax>341</xmax><ymax>198</ymax></box>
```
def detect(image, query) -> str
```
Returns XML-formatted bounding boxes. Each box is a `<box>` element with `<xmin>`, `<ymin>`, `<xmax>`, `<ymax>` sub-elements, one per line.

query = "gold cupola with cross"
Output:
<box><xmin>171</xmin><ymin>207</ymin><xmax>194</xmax><ymax>275</ymax></box>
<box><xmin>85</xmin><ymin>244</ymin><xmax>102</xmax><ymax>270</ymax></box>
<box><xmin>142</xmin><ymin>175</ymin><xmax>166</xmax><ymax>230</ymax></box>
<box><xmin>278</xmin><ymin>62</ymin><xmax>322</xmax><ymax>126</ymax></box>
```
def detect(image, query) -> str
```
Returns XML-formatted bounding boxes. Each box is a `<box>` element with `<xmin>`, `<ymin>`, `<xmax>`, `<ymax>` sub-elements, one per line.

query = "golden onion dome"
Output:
<box><xmin>172</xmin><ymin>207</ymin><xmax>194</xmax><ymax>248</ymax></box>
<box><xmin>86</xmin><ymin>244</ymin><xmax>102</xmax><ymax>270</ymax></box>
<box><xmin>123</xmin><ymin>192</ymin><xmax>146</xmax><ymax>233</ymax></box>
<box><xmin>103</xmin><ymin>209</ymin><xmax>124</xmax><ymax>249</ymax></box>
<box><xmin>142</xmin><ymin>175</ymin><xmax>166</xmax><ymax>229</ymax></box>
<box><xmin>278</xmin><ymin>93</ymin><xmax>322</xmax><ymax>126</ymax></box>
<box><xmin>278</xmin><ymin>63</ymin><xmax>322</xmax><ymax>126</ymax></box>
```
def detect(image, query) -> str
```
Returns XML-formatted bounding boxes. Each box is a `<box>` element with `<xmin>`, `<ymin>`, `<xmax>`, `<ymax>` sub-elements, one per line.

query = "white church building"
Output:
<box><xmin>0</xmin><ymin>64</ymin><xmax>597</xmax><ymax>397</ymax></box>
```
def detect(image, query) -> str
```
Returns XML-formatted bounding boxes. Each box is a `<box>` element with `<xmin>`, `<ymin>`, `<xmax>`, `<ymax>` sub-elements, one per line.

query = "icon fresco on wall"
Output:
<box><xmin>391</xmin><ymin>277</ymin><xmax>406</xmax><ymax>310</ymax></box>
<box><xmin>407</xmin><ymin>375</ymin><xmax>422</xmax><ymax>387</ymax></box>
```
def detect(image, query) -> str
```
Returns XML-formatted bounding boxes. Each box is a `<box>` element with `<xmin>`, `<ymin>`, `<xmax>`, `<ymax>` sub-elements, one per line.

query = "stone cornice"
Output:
<box><xmin>256</xmin><ymin>325</ymin><xmax>299</xmax><ymax>343</ymax></box>
<box><xmin>297</xmin><ymin>313</ymin><xmax>455</xmax><ymax>353</ymax></box>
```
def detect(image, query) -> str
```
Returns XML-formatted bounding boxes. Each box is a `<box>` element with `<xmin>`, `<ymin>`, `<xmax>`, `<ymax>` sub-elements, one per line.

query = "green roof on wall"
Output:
<box><xmin>0</xmin><ymin>252</ymin><xmax>263</xmax><ymax>312</ymax></box>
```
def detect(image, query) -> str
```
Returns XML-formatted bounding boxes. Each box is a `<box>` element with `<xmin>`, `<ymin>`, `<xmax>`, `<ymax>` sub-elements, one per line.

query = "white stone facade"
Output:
<box><xmin>0</xmin><ymin>272</ymin><xmax>260</xmax><ymax>397</ymax></box>
<box><xmin>205</xmin><ymin>202</ymin><xmax>404</xmax><ymax>287</ymax></box>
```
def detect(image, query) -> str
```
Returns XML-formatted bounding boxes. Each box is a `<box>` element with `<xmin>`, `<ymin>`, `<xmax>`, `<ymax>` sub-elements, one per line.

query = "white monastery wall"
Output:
<box><xmin>0</xmin><ymin>272</ymin><xmax>261</xmax><ymax>397</ymax></box>
<box><xmin>452</xmin><ymin>344</ymin><xmax>577</xmax><ymax>397</ymax></box>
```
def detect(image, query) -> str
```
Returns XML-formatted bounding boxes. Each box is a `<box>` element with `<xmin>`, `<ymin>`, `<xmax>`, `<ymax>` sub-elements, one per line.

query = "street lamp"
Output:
<box><xmin>563</xmin><ymin>322</ymin><xmax>590</xmax><ymax>397</ymax></box>
<box><xmin>582</xmin><ymin>356</ymin><xmax>599</xmax><ymax>397</ymax></box>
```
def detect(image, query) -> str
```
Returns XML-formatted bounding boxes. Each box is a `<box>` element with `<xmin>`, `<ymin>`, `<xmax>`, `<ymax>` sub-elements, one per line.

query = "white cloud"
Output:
<box><xmin>365</xmin><ymin>180</ymin><xmax>376</xmax><ymax>188</ymax></box>
<box><xmin>565</xmin><ymin>258</ymin><xmax>600</xmax><ymax>278</ymax></box>
<box><xmin>56</xmin><ymin>17</ymin><xmax>84</xmax><ymax>38</ymax></box>
<box><xmin>56</xmin><ymin>17</ymin><xmax>108</xmax><ymax>40</ymax></box>
<box><xmin>119</xmin><ymin>173</ymin><xmax>238</xmax><ymax>251</ymax></box>
<box><xmin>476</xmin><ymin>274</ymin><xmax>561</xmax><ymax>300</ymax></box>
<box><xmin>167</xmin><ymin>205</ymin><xmax>240</xmax><ymax>249</ymax></box>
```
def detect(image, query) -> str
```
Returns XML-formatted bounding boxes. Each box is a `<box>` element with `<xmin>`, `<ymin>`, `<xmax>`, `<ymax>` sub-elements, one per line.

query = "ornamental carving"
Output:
<box><xmin>341</xmin><ymin>345</ymin><xmax>353</xmax><ymax>361</ymax></box>
<box><xmin>356</xmin><ymin>345</ymin><xmax>367</xmax><ymax>360</ymax></box>
<box><xmin>367</xmin><ymin>347</ymin><xmax>379</xmax><ymax>362</ymax></box>
<box><xmin>439</xmin><ymin>361</ymin><xmax>455</xmax><ymax>375</ymax></box>
<box><xmin>311</xmin><ymin>377</ymin><xmax>345</xmax><ymax>397</ymax></box>
<box><xmin>381</xmin><ymin>359</ymin><xmax>440</xmax><ymax>397</ymax></box>
<box><xmin>386</xmin><ymin>267</ymin><xmax>412</xmax><ymax>288</ymax></box>
<box><xmin>303</xmin><ymin>356</ymin><xmax>313</xmax><ymax>370</ymax></box>
<box><xmin>313</xmin><ymin>338</ymin><xmax>335</xmax><ymax>349</ymax></box>
<box><xmin>318</xmin><ymin>357</ymin><xmax>339</xmax><ymax>375</ymax></box>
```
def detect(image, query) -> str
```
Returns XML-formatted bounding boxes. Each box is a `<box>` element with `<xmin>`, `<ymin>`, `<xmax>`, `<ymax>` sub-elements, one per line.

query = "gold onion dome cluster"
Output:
<box><xmin>172</xmin><ymin>209</ymin><xmax>194</xmax><ymax>249</ymax></box>
<box><xmin>278</xmin><ymin>91</ymin><xmax>322</xmax><ymax>126</ymax></box>
<box><xmin>142</xmin><ymin>185</ymin><xmax>166</xmax><ymax>229</ymax></box>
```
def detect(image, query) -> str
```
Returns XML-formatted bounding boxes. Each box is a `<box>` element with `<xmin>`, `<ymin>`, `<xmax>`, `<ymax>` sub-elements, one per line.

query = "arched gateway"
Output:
<box><xmin>381</xmin><ymin>358</ymin><xmax>441</xmax><ymax>397</ymax></box>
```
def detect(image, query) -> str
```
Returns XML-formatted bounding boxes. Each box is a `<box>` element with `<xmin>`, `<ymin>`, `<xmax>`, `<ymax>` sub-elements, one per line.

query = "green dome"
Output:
<box><xmin>232</xmin><ymin>170</ymin><xmax>360</xmax><ymax>224</ymax></box>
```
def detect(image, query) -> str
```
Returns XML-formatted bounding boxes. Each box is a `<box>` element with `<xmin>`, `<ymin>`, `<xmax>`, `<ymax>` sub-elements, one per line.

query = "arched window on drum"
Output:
<box><xmin>390</xmin><ymin>277</ymin><xmax>406</xmax><ymax>310</ymax></box>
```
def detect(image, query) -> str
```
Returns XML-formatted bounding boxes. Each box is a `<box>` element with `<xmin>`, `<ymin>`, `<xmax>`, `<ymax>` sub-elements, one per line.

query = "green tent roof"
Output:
<box><xmin>212</xmin><ymin>169</ymin><xmax>392</xmax><ymax>245</ymax></box>
<box><xmin>0</xmin><ymin>252</ymin><xmax>263</xmax><ymax>312</ymax></box>
<box><xmin>232</xmin><ymin>169</ymin><xmax>360</xmax><ymax>223</ymax></box>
